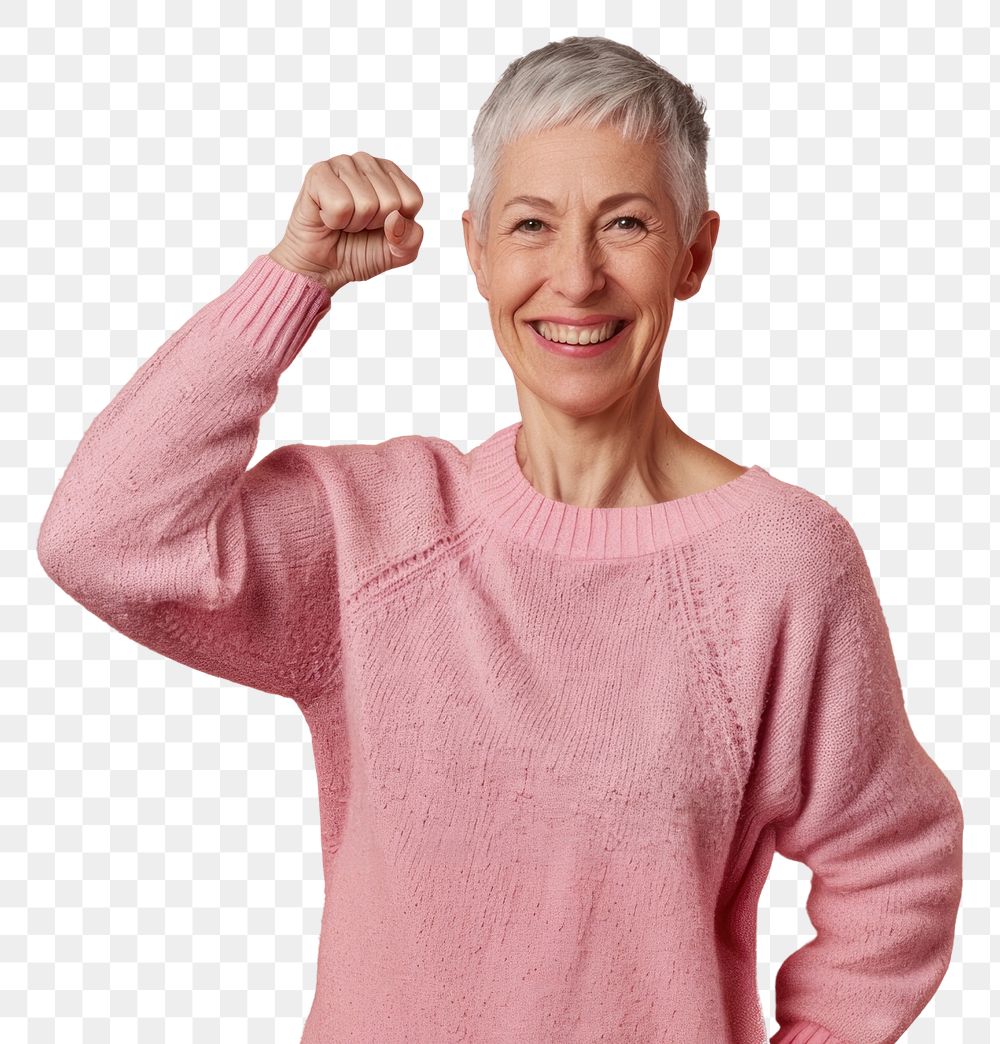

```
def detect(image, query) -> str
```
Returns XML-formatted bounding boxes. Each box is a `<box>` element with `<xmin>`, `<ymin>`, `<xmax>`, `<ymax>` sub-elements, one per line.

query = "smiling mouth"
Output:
<box><xmin>528</xmin><ymin>319</ymin><xmax>629</xmax><ymax>345</ymax></box>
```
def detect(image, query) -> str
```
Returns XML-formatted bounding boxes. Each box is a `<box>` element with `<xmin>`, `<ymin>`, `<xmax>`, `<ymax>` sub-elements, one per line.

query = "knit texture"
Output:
<box><xmin>36</xmin><ymin>254</ymin><xmax>965</xmax><ymax>1044</ymax></box>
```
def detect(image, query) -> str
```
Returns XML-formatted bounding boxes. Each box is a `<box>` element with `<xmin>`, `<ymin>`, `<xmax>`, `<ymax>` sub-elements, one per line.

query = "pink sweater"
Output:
<box><xmin>36</xmin><ymin>254</ymin><xmax>964</xmax><ymax>1044</ymax></box>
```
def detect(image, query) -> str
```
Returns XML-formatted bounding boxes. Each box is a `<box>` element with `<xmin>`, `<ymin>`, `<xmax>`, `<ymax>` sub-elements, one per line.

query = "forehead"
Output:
<box><xmin>495</xmin><ymin>124</ymin><xmax>662</xmax><ymax>195</ymax></box>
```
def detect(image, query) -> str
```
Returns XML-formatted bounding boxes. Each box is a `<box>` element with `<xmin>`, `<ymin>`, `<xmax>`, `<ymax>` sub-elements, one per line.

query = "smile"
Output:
<box><xmin>525</xmin><ymin>319</ymin><xmax>631</xmax><ymax>359</ymax></box>
<box><xmin>529</xmin><ymin>318</ymin><xmax>626</xmax><ymax>345</ymax></box>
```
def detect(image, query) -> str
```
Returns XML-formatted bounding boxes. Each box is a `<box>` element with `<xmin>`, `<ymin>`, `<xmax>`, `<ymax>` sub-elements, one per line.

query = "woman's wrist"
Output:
<box><xmin>267</xmin><ymin>247</ymin><xmax>343</xmax><ymax>295</ymax></box>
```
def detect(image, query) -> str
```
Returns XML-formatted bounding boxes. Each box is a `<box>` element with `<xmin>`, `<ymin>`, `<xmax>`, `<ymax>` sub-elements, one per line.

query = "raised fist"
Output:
<box><xmin>269</xmin><ymin>153</ymin><xmax>424</xmax><ymax>293</ymax></box>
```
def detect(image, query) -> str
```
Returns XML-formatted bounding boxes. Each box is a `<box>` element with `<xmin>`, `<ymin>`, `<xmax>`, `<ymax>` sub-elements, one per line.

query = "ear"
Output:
<box><xmin>674</xmin><ymin>210</ymin><xmax>720</xmax><ymax>301</ymax></box>
<box><xmin>462</xmin><ymin>209</ymin><xmax>490</xmax><ymax>301</ymax></box>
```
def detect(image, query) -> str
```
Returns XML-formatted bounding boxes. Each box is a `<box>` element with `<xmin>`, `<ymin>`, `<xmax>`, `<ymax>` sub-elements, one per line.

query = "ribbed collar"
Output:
<box><xmin>468</xmin><ymin>421</ymin><xmax>774</xmax><ymax>559</ymax></box>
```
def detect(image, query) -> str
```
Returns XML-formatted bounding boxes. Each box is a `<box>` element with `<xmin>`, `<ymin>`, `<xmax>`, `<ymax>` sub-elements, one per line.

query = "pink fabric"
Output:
<box><xmin>770</xmin><ymin>1020</ymin><xmax>849</xmax><ymax>1042</ymax></box>
<box><xmin>37</xmin><ymin>254</ymin><xmax>964</xmax><ymax>1043</ymax></box>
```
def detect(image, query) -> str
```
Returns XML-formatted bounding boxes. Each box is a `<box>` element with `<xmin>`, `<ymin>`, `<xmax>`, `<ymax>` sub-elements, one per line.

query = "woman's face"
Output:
<box><xmin>462</xmin><ymin>122</ymin><xmax>719</xmax><ymax>419</ymax></box>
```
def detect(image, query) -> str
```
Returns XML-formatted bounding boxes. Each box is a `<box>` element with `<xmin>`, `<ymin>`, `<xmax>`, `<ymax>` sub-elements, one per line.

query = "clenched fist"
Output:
<box><xmin>269</xmin><ymin>153</ymin><xmax>424</xmax><ymax>294</ymax></box>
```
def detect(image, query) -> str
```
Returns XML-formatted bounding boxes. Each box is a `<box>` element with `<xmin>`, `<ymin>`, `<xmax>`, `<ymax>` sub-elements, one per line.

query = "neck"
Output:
<box><xmin>514</xmin><ymin>402</ymin><xmax>692</xmax><ymax>510</ymax></box>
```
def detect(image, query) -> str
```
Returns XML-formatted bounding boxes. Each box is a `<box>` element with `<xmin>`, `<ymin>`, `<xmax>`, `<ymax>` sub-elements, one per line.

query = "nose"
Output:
<box><xmin>544</xmin><ymin>228</ymin><xmax>609</xmax><ymax>302</ymax></box>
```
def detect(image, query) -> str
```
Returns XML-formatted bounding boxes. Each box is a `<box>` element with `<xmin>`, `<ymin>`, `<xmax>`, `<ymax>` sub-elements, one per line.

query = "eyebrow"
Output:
<box><xmin>501</xmin><ymin>192</ymin><xmax>657</xmax><ymax>212</ymax></box>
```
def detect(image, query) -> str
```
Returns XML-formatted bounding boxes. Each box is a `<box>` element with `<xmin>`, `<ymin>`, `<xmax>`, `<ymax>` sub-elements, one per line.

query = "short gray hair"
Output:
<box><xmin>468</xmin><ymin>36</ymin><xmax>711</xmax><ymax>249</ymax></box>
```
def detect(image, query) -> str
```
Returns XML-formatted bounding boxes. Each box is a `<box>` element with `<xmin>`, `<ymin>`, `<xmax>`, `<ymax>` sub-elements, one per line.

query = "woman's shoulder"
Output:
<box><xmin>304</xmin><ymin>430</ymin><xmax>460</xmax><ymax>487</ymax></box>
<box><xmin>719</xmin><ymin>463</ymin><xmax>864</xmax><ymax>590</ymax></box>
<box><xmin>292</xmin><ymin>432</ymin><xmax>472</xmax><ymax>593</ymax></box>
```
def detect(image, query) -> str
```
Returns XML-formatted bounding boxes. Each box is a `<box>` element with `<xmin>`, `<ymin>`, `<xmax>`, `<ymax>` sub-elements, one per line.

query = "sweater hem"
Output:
<box><xmin>770</xmin><ymin>1018</ymin><xmax>852</xmax><ymax>1043</ymax></box>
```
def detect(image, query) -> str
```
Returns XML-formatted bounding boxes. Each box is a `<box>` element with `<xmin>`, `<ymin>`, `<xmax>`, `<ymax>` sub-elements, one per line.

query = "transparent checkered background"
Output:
<box><xmin>6</xmin><ymin>4</ymin><xmax>993</xmax><ymax>1043</ymax></box>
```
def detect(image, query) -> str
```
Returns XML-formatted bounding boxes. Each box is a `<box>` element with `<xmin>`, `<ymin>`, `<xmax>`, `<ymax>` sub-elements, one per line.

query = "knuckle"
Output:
<box><xmin>353</xmin><ymin>197</ymin><xmax>379</xmax><ymax>219</ymax></box>
<box><xmin>323</xmin><ymin>198</ymin><xmax>353</xmax><ymax>217</ymax></box>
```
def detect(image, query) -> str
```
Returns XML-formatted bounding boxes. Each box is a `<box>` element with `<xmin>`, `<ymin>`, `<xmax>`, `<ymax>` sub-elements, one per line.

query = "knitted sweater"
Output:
<box><xmin>36</xmin><ymin>254</ymin><xmax>964</xmax><ymax>1044</ymax></box>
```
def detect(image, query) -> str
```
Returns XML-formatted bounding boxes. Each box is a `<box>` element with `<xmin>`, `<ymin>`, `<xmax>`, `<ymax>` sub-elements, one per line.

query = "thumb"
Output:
<box><xmin>385</xmin><ymin>209</ymin><xmax>422</xmax><ymax>259</ymax></box>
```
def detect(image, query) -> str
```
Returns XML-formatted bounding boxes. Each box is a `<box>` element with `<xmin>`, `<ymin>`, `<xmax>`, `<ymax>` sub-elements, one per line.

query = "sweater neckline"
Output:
<box><xmin>469</xmin><ymin>421</ymin><xmax>773</xmax><ymax>559</ymax></box>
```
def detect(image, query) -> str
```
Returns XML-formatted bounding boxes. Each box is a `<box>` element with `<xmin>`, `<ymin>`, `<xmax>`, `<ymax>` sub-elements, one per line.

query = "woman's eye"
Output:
<box><xmin>513</xmin><ymin>214</ymin><xmax>647</xmax><ymax>233</ymax></box>
<box><xmin>613</xmin><ymin>214</ymin><xmax>647</xmax><ymax>231</ymax></box>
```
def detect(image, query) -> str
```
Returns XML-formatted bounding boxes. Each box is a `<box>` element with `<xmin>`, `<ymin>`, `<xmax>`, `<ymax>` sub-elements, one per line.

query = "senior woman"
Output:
<box><xmin>37</xmin><ymin>35</ymin><xmax>962</xmax><ymax>1044</ymax></box>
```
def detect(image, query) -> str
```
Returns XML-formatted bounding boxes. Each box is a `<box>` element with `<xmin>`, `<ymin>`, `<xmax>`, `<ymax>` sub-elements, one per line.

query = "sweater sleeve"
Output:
<box><xmin>35</xmin><ymin>254</ymin><xmax>341</xmax><ymax>703</ymax></box>
<box><xmin>768</xmin><ymin>511</ymin><xmax>964</xmax><ymax>1044</ymax></box>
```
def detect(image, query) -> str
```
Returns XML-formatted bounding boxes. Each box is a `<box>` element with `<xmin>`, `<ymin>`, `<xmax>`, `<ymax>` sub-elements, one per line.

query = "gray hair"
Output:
<box><xmin>468</xmin><ymin>36</ymin><xmax>711</xmax><ymax>250</ymax></box>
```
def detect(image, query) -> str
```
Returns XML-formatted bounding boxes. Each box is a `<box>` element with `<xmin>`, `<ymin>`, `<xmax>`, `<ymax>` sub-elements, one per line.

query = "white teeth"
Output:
<box><xmin>532</xmin><ymin>319</ymin><xmax>624</xmax><ymax>345</ymax></box>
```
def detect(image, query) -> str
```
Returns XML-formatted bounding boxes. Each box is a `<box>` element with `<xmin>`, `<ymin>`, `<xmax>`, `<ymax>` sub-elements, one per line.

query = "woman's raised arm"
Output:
<box><xmin>36</xmin><ymin>257</ymin><xmax>341</xmax><ymax>702</ymax></box>
<box><xmin>36</xmin><ymin>155</ymin><xmax>424</xmax><ymax>704</ymax></box>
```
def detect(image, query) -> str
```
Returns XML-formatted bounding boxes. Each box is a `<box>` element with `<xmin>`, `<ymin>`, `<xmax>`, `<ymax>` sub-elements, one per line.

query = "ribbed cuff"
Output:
<box><xmin>770</xmin><ymin>1020</ymin><xmax>851</xmax><ymax>1043</ymax></box>
<box><xmin>214</xmin><ymin>253</ymin><xmax>334</xmax><ymax>372</ymax></box>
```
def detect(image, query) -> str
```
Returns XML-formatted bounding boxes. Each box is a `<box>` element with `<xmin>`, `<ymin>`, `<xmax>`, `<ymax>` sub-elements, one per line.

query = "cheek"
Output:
<box><xmin>625</xmin><ymin>266</ymin><xmax>676</xmax><ymax>308</ymax></box>
<box><xmin>488</xmin><ymin>275</ymin><xmax>534</xmax><ymax>318</ymax></box>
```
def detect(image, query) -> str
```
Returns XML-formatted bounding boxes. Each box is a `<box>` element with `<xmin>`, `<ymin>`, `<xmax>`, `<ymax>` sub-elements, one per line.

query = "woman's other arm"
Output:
<box><xmin>769</xmin><ymin>511</ymin><xmax>964</xmax><ymax>1043</ymax></box>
